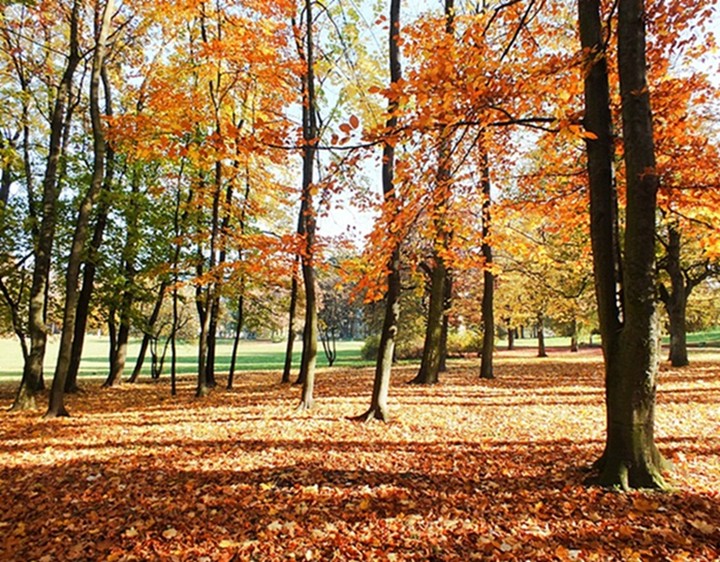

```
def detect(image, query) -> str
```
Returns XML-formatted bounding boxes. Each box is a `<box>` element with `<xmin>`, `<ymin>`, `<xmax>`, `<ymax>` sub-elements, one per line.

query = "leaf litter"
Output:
<box><xmin>0</xmin><ymin>350</ymin><xmax>718</xmax><ymax>561</ymax></box>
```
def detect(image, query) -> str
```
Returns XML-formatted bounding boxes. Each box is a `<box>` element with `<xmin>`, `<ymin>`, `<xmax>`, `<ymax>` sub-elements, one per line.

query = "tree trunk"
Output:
<box><xmin>411</xmin><ymin>259</ymin><xmax>446</xmax><ymax>384</ymax></box>
<box><xmin>579</xmin><ymin>0</ymin><xmax>668</xmax><ymax>489</ymax></box>
<box><xmin>128</xmin><ymin>281</ymin><xmax>167</xmax><ymax>383</ymax></box>
<box><xmin>353</xmin><ymin>0</ymin><xmax>402</xmax><ymax>423</ymax></box>
<box><xmin>479</xmin><ymin>148</ymin><xmax>494</xmax><ymax>379</ymax></box>
<box><xmin>296</xmin><ymin>0</ymin><xmax>319</xmax><ymax>411</ymax></box>
<box><xmin>570</xmin><ymin>317</ymin><xmax>579</xmax><ymax>352</ymax></box>
<box><xmin>537</xmin><ymin>313</ymin><xmax>547</xmax><ymax>358</ymax></box>
<box><xmin>505</xmin><ymin>322</ymin><xmax>514</xmax><ymax>351</ymax></box>
<box><xmin>104</xmin><ymin>319</ymin><xmax>128</xmax><ymax>387</ymax></box>
<box><xmin>282</xmin><ymin>259</ymin><xmax>299</xmax><ymax>384</ymax></box>
<box><xmin>66</xmin><ymin>66</ymin><xmax>116</xmax><ymax>394</ymax></box>
<box><xmin>14</xmin><ymin>0</ymin><xmax>80</xmax><ymax>412</ymax></box>
<box><xmin>227</xmin><ymin>292</ymin><xmax>244</xmax><ymax>390</ymax></box>
<box><xmin>439</xmin><ymin>270</ymin><xmax>451</xmax><ymax>372</ymax></box>
<box><xmin>663</xmin><ymin>226</ymin><xmax>689</xmax><ymax>367</ymax></box>
<box><xmin>47</xmin><ymin>0</ymin><xmax>113</xmax><ymax>418</ymax></box>
<box><xmin>205</xmin><ymin>297</ymin><xmax>219</xmax><ymax>387</ymax></box>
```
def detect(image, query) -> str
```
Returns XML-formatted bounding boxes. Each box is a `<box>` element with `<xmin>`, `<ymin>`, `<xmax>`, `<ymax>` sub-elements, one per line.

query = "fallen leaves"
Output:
<box><xmin>0</xmin><ymin>351</ymin><xmax>718</xmax><ymax>561</ymax></box>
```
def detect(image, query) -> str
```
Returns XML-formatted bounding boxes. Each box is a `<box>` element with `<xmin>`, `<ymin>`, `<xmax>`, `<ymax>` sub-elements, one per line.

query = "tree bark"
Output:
<box><xmin>66</xmin><ymin>66</ymin><xmax>116</xmax><ymax>394</ymax></box>
<box><xmin>409</xmin><ymin>0</ymin><xmax>454</xmax><ymax>386</ymax></box>
<box><xmin>282</xmin><ymin>257</ymin><xmax>300</xmax><ymax>384</ymax></box>
<box><xmin>579</xmin><ymin>0</ymin><xmax>668</xmax><ymax>489</ymax></box>
<box><xmin>661</xmin><ymin>226</ymin><xmax>689</xmax><ymax>367</ymax></box>
<box><xmin>479</xmin><ymin>148</ymin><xmax>494</xmax><ymax>379</ymax></box>
<box><xmin>13</xmin><ymin>0</ymin><xmax>81</xmax><ymax>412</ymax></box>
<box><xmin>410</xmin><ymin>259</ymin><xmax>446</xmax><ymax>384</ymax></box>
<box><xmin>537</xmin><ymin>313</ymin><xmax>547</xmax><ymax>358</ymax></box>
<box><xmin>47</xmin><ymin>0</ymin><xmax>114</xmax><ymax>417</ymax></box>
<box><xmin>353</xmin><ymin>0</ymin><xmax>402</xmax><ymax>422</ymax></box>
<box><xmin>296</xmin><ymin>0</ymin><xmax>319</xmax><ymax>410</ymax></box>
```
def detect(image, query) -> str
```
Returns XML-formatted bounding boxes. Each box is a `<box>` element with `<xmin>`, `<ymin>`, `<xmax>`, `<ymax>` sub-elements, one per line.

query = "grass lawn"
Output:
<box><xmin>0</xmin><ymin>336</ymin><xmax>369</xmax><ymax>382</ymax></box>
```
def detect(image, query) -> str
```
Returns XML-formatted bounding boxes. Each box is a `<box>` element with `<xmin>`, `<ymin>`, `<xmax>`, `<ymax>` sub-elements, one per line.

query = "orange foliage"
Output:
<box><xmin>1</xmin><ymin>351</ymin><xmax>719</xmax><ymax>560</ymax></box>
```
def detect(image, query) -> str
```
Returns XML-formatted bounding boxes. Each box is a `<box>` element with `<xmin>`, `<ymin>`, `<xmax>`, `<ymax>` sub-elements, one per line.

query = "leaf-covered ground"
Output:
<box><xmin>1</xmin><ymin>349</ymin><xmax>718</xmax><ymax>561</ymax></box>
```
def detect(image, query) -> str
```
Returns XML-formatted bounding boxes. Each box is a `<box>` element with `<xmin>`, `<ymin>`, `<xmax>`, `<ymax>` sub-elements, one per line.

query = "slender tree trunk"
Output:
<box><xmin>205</xmin><ymin>298</ymin><xmax>219</xmax><ymax>387</ymax></box>
<box><xmin>353</xmin><ymin>0</ymin><xmax>402</xmax><ymax>422</ymax></box>
<box><xmin>128</xmin><ymin>282</ymin><xmax>167</xmax><ymax>383</ymax></box>
<box><xmin>411</xmin><ymin>260</ymin><xmax>446</xmax><ymax>384</ymax></box>
<box><xmin>296</xmin><ymin>0</ymin><xmax>319</xmax><ymax>410</ymax></box>
<box><xmin>662</xmin><ymin>226</ymin><xmax>689</xmax><ymax>367</ymax></box>
<box><xmin>13</xmin><ymin>0</ymin><xmax>80</xmax><ymax>412</ymax></box>
<box><xmin>195</xmin><ymin>281</ymin><xmax>211</xmax><ymax>398</ymax></box>
<box><xmin>439</xmin><ymin>270</ymin><xmax>452</xmax><ymax>372</ymax></box>
<box><xmin>282</xmin><ymin>258</ymin><xmax>299</xmax><ymax>384</ymax></box>
<box><xmin>66</xmin><ymin>66</ymin><xmax>116</xmax><ymax>394</ymax></box>
<box><xmin>227</xmin><ymin>292</ymin><xmax>244</xmax><ymax>390</ymax></box>
<box><xmin>47</xmin><ymin>0</ymin><xmax>113</xmax><ymax>417</ymax></box>
<box><xmin>479</xmin><ymin>148</ymin><xmax>494</xmax><ymax>379</ymax></box>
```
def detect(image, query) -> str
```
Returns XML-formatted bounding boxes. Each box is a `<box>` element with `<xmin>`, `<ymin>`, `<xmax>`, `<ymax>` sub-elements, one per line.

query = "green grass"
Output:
<box><xmin>684</xmin><ymin>329</ymin><xmax>720</xmax><ymax>346</ymax></box>
<box><xmin>0</xmin><ymin>336</ymin><xmax>369</xmax><ymax>381</ymax></box>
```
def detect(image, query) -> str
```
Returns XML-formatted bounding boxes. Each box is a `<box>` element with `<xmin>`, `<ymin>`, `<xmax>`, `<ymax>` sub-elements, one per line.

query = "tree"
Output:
<box><xmin>353</xmin><ymin>0</ymin><xmax>402</xmax><ymax>422</ymax></box>
<box><xmin>579</xmin><ymin>0</ymin><xmax>669</xmax><ymax>489</ymax></box>
<box><xmin>12</xmin><ymin>0</ymin><xmax>81</xmax><ymax>411</ymax></box>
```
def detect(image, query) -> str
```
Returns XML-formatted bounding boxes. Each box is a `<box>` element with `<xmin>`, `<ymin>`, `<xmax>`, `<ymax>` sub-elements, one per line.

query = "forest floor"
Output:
<box><xmin>1</xmin><ymin>349</ymin><xmax>718</xmax><ymax>561</ymax></box>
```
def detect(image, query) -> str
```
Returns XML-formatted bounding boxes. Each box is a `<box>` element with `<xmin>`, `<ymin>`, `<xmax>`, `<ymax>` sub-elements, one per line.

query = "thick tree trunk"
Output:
<box><xmin>570</xmin><ymin>317</ymin><xmax>579</xmax><ymax>352</ymax></box>
<box><xmin>104</xmin><ymin>320</ymin><xmax>128</xmax><ymax>387</ymax></box>
<box><xmin>14</xmin><ymin>0</ymin><xmax>80</xmax><ymax>412</ymax></box>
<box><xmin>579</xmin><ymin>0</ymin><xmax>668</xmax><ymax>489</ymax></box>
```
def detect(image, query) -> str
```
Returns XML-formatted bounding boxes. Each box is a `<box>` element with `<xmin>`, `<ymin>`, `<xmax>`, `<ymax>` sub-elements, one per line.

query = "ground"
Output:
<box><xmin>0</xmin><ymin>348</ymin><xmax>718</xmax><ymax>561</ymax></box>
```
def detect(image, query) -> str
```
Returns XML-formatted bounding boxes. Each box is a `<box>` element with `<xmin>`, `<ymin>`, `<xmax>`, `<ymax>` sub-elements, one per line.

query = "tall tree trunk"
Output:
<box><xmin>195</xmin><ymin>280</ymin><xmax>211</xmax><ymax>398</ymax></box>
<box><xmin>66</xmin><ymin>67</ymin><xmax>116</xmax><ymax>394</ymax></box>
<box><xmin>579</xmin><ymin>0</ymin><xmax>668</xmax><ymax>489</ymax></box>
<box><xmin>353</xmin><ymin>0</ymin><xmax>402</xmax><ymax>422</ymax></box>
<box><xmin>13</xmin><ymin>0</ymin><xmax>80</xmax><ymax>412</ymax></box>
<box><xmin>409</xmin><ymin>0</ymin><xmax>454</xmax><ymax>386</ymax></box>
<box><xmin>296</xmin><ymin>0</ymin><xmax>319</xmax><ymax>410</ymax></box>
<box><xmin>205</xmin><ymin>298</ymin><xmax>219</xmax><ymax>387</ymax></box>
<box><xmin>47</xmin><ymin>0</ymin><xmax>114</xmax><ymax>417</ymax></box>
<box><xmin>479</xmin><ymin>148</ymin><xmax>494</xmax><ymax>379</ymax></box>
